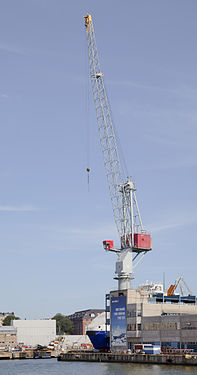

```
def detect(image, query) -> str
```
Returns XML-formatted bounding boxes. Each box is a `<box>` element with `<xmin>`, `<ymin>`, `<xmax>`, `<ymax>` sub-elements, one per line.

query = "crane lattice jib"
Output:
<box><xmin>84</xmin><ymin>14</ymin><xmax>130</xmax><ymax>239</ymax></box>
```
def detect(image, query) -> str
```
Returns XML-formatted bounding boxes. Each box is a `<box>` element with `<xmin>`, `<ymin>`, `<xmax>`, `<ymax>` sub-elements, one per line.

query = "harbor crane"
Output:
<box><xmin>167</xmin><ymin>276</ymin><xmax>193</xmax><ymax>296</ymax></box>
<box><xmin>84</xmin><ymin>14</ymin><xmax>152</xmax><ymax>290</ymax></box>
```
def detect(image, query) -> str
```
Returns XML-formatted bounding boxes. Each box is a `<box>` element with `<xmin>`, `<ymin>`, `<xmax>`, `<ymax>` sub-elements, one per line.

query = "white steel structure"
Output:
<box><xmin>84</xmin><ymin>14</ymin><xmax>152</xmax><ymax>290</ymax></box>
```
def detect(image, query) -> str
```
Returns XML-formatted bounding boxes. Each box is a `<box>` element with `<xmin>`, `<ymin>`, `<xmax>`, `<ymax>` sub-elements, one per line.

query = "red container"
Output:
<box><xmin>103</xmin><ymin>240</ymin><xmax>114</xmax><ymax>251</ymax></box>
<box><xmin>134</xmin><ymin>234</ymin><xmax>152</xmax><ymax>250</ymax></box>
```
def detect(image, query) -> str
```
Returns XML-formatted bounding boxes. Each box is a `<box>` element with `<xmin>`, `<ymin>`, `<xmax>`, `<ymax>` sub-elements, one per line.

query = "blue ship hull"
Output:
<box><xmin>86</xmin><ymin>331</ymin><xmax>110</xmax><ymax>351</ymax></box>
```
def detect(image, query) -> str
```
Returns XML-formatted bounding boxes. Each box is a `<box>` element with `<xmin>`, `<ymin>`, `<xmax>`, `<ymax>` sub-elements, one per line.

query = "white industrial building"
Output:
<box><xmin>12</xmin><ymin>319</ymin><xmax>56</xmax><ymax>347</ymax></box>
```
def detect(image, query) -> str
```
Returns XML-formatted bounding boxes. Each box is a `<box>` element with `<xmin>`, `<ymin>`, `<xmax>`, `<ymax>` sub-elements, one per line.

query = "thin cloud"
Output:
<box><xmin>0</xmin><ymin>205</ymin><xmax>38</xmax><ymax>212</ymax></box>
<box><xmin>39</xmin><ymin>222</ymin><xmax>119</xmax><ymax>252</ymax></box>
<box><xmin>151</xmin><ymin>223</ymin><xmax>184</xmax><ymax>233</ymax></box>
<box><xmin>0</xmin><ymin>42</ymin><xmax>47</xmax><ymax>57</ymax></box>
<box><xmin>108</xmin><ymin>78</ymin><xmax>197</xmax><ymax>101</ymax></box>
<box><xmin>0</xmin><ymin>94</ymin><xmax>8</xmax><ymax>99</ymax></box>
<box><xmin>140</xmin><ymin>158</ymin><xmax>197</xmax><ymax>172</ymax></box>
<box><xmin>41</xmin><ymin>222</ymin><xmax>117</xmax><ymax>237</ymax></box>
<box><xmin>150</xmin><ymin>212</ymin><xmax>197</xmax><ymax>233</ymax></box>
<box><xmin>109</xmin><ymin>78</ymin><xmax>166</xmax><ymax>92</ymax></box>
<box><xmin>0</xmin><ymin>43</ymin><xmax>25</xmax><ymax>55</ymax></box>
<box><xmin>144</xmin><ymin>133</ymin><xmax>184</xmax><ymax>148</ymax></box>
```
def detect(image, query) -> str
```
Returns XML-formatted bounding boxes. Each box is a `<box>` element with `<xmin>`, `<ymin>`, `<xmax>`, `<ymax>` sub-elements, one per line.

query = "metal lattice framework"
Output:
<box><xmin>84</xmin><ymin>15</ymin><xmax>144</xmax><ymax>248</ymax></box>
<box><xmin>84</xmin><ymin>14</ymin><xmax>153</xmax><ymax>289</ymax></box>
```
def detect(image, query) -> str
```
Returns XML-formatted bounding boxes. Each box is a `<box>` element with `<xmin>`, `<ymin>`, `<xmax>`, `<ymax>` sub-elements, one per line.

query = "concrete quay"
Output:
<box><xmin>0</xmin><ymin>352</ymin><xmax>27</xmax><ymax>360</ymax></box>
<box><xmin>58</xmin><ymin>351</ymin><xmax>197</xmax><ymax>366</ymax></box>
<box><xmin>0</xmin><ymin>350</ymin><xmax>58</xmax><ymax>360</ymax></box>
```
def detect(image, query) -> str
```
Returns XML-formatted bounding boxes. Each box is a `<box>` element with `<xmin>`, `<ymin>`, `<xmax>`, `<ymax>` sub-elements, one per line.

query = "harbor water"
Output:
<box><xmin>0</xmin><ymin>359</ymin><xmax>196</xmax><ymax>375</ymax></box>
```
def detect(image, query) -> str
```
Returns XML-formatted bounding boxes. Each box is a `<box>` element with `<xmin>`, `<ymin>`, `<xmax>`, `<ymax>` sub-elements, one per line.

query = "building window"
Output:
<box><xmin>127</xmin><ymin>310</ymin><xmax>136</xmax><ymax>317</ymax></box>
<box><xmin>127</xmin><ymin>324</ymin><xmax>136</xmax><ymax>331</ymax></box>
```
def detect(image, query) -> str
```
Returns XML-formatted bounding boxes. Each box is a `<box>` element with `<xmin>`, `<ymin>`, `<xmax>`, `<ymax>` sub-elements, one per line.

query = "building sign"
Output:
<box><xmin>111</xmin><ymin>296</ymin><xmax>127</xmax><ymax>348</ymax></box>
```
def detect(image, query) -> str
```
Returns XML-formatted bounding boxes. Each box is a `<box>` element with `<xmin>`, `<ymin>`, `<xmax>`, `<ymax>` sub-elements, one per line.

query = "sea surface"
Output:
<box><xmin>0</xmin><ymin>359</ymin><xmax>196</xmax><ymax>375</ymax></box>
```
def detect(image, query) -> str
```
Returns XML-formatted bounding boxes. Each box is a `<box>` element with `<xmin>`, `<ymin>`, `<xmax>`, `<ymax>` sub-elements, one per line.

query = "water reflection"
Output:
<box><xmin>0</xmin><ymin>359</ymin><xmax>196</xmax><ymax>375</ymax></box>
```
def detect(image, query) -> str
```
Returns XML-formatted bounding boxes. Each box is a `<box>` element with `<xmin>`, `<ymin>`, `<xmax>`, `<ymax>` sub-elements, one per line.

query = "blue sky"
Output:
<box><xmin>0</xmin><ymin>0</ymin><xmax>197</xmax><ymax>318</ymax></box>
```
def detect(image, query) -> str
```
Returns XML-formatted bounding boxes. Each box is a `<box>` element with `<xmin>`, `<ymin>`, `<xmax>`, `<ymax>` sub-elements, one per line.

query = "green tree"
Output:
<box><xmin>52</xmin><ymin>313</ymin><xmax>73</xmax><ymax>335</ymax></box>
<box><xmin>3</xmin><ymin>315</ymin><xmax>20</xmax><ymax>326</ymax></box>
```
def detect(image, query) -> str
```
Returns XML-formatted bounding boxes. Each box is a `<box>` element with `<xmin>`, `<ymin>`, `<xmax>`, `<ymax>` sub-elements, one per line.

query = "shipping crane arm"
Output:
<box><xmin>84</xmin><ymin>14</ymin><xmax>128</xmax><ymax>240</ymax></box>
<box><xmin>167</xmin><ymin>276</ymin><xmax>193</xmax><ymax>296</ymax></box>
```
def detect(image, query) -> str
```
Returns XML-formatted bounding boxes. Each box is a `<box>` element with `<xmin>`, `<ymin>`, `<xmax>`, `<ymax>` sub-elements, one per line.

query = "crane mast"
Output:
<box><xmin>84</xmin><ymin>14</ymin><xmax>152</xmax><ymax>290</ymax></box>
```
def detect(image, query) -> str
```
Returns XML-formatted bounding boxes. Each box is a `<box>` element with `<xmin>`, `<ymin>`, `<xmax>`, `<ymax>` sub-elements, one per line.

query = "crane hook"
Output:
<box><xmin>86</xmin><ymin>168</ymin><xmax>90</xmax><ymax>191</ymax></box>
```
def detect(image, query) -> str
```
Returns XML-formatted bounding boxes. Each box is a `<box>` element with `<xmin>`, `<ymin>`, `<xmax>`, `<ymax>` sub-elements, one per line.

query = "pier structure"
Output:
<box><xmin>58</xmin><ymin>351</ymin><xmax>197</xmax><ymax>366</ymax></box>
